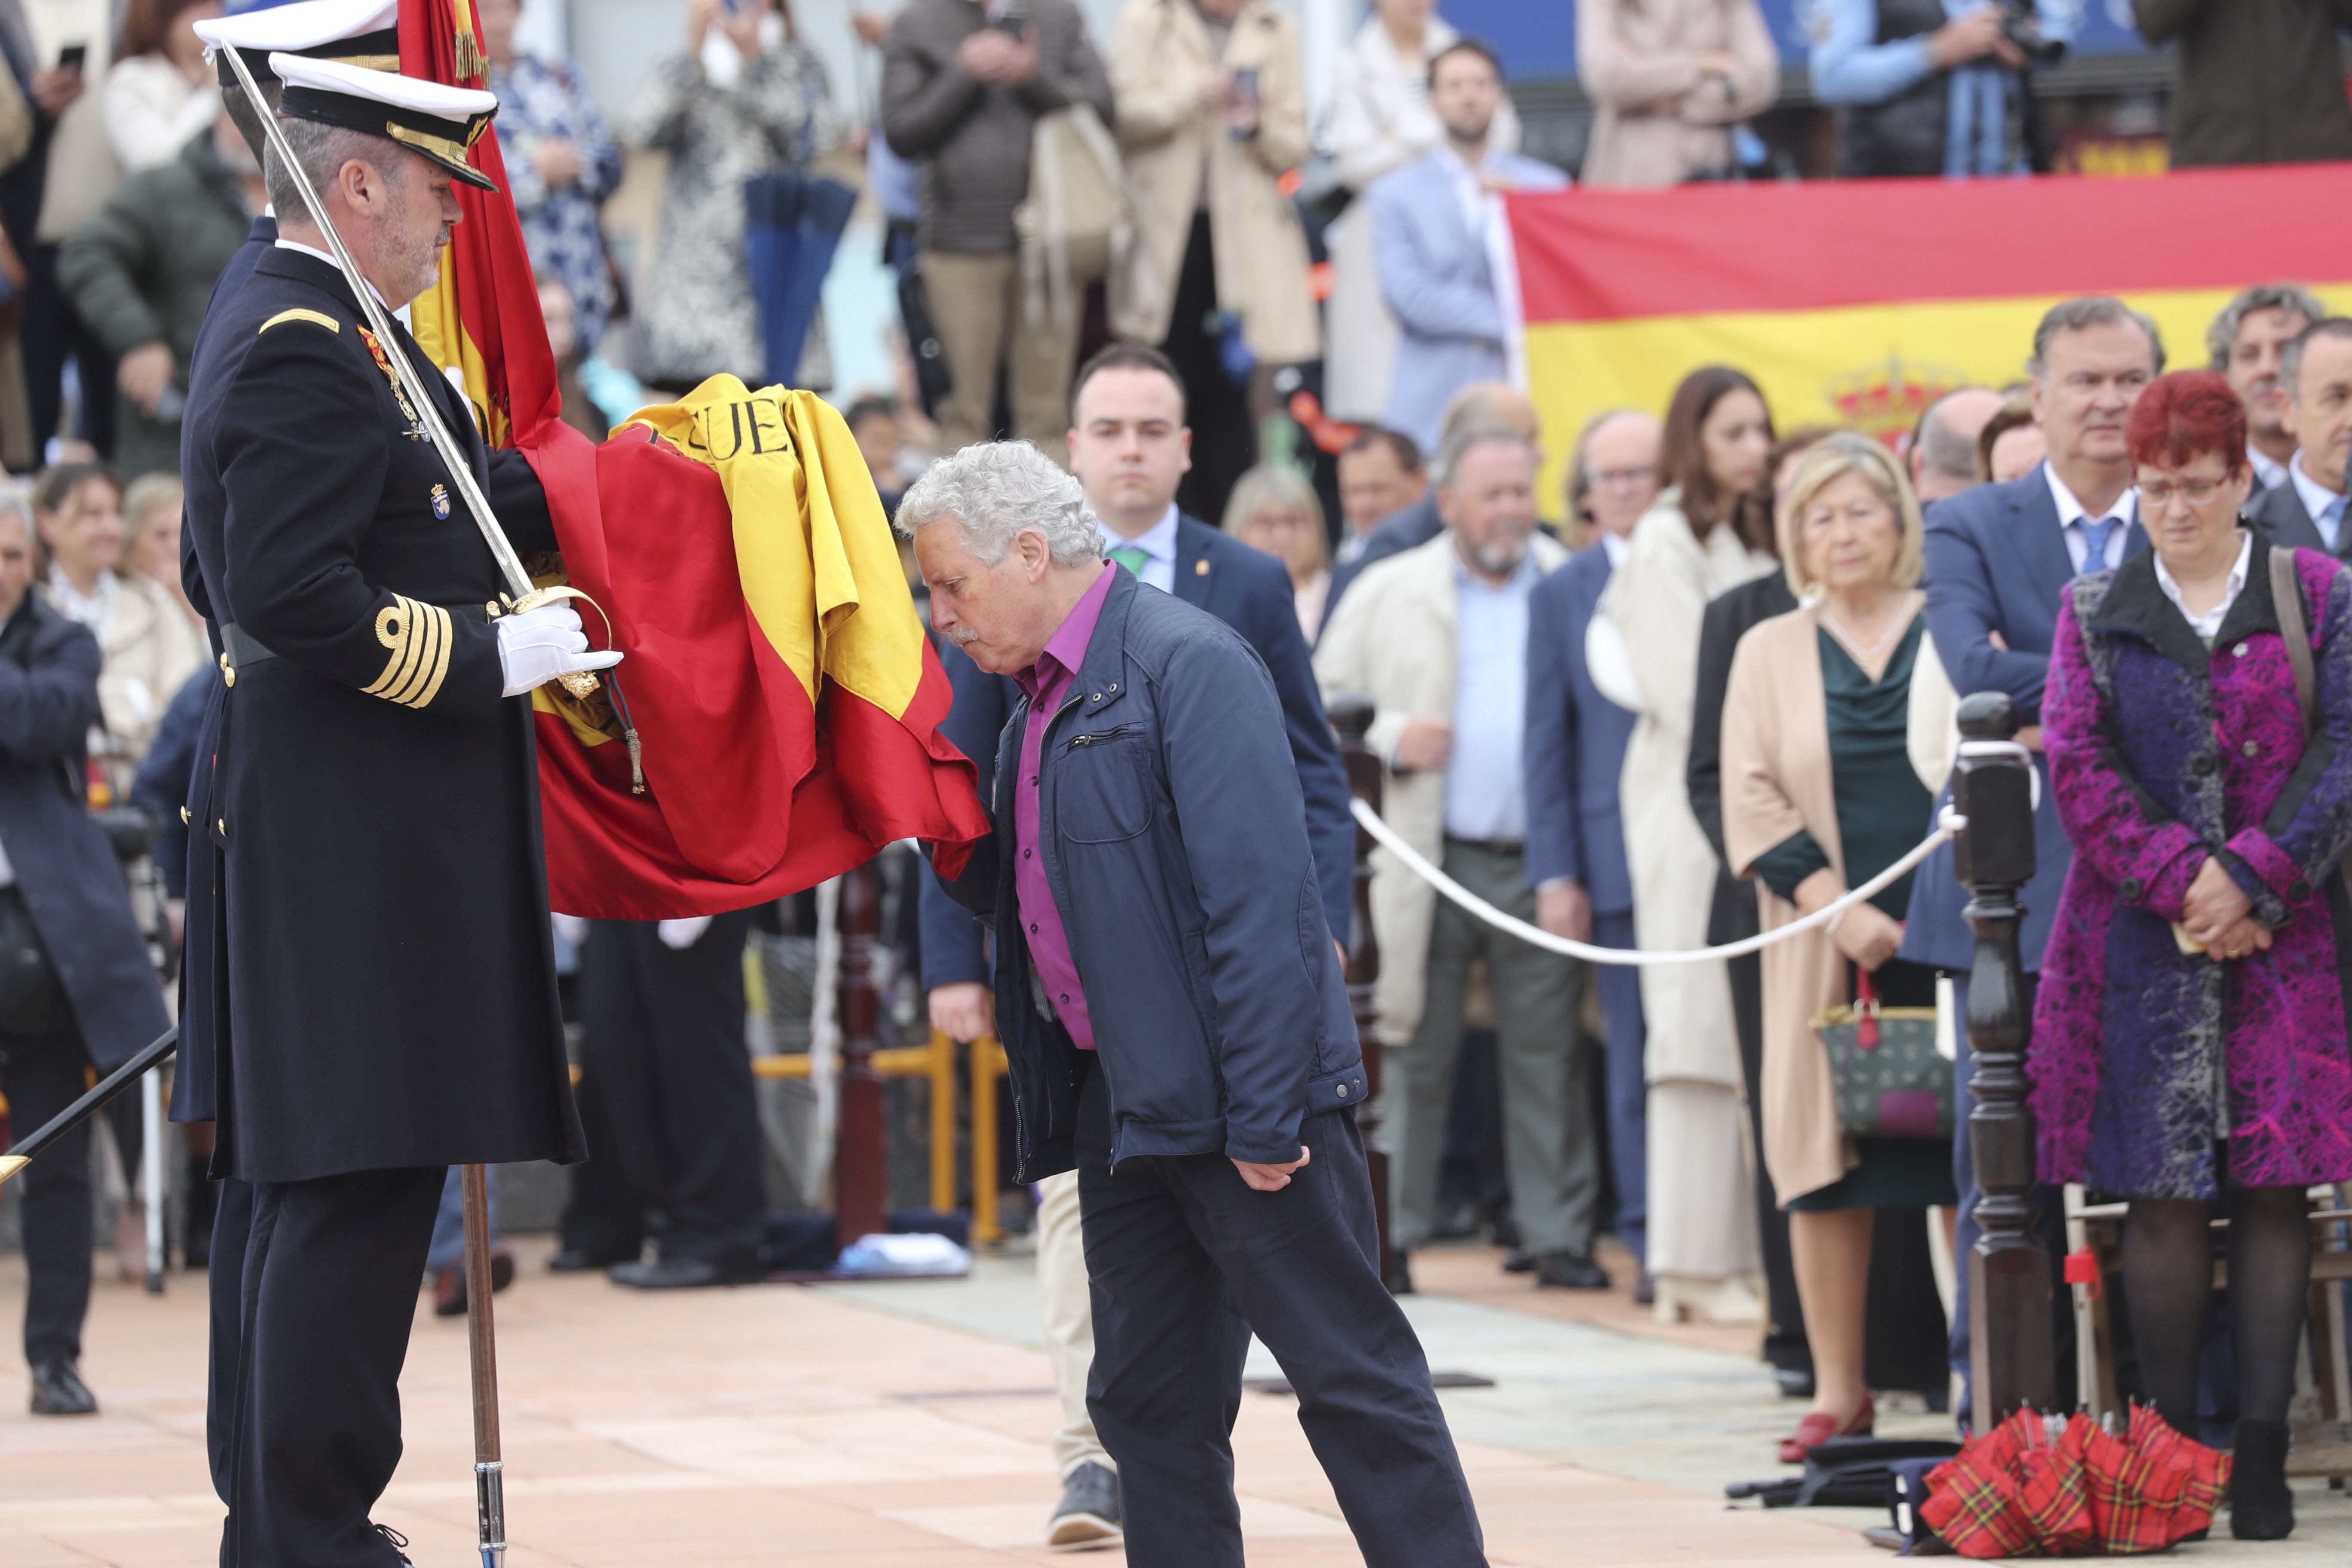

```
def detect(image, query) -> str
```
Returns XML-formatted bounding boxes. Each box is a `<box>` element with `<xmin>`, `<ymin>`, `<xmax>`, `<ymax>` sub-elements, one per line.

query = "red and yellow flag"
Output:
<box><xmin>398</xmin><ymin>0</ymin><xmax>552</xmax><ymax>447</ymax></box>
<box><xmin>395</xmin><ymin>0</ymin><xmax>989</xmax><ymax>917</ymax></box>
<box><xmin>1508</xmin><ymin>165</ymin><xmax>2352</xmax><ymax>501</ymax></box>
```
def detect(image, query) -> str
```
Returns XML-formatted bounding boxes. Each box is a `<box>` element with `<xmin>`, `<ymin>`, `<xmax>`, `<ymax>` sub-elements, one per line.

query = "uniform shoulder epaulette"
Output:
<box><xmin>258</xmin><ymin>308</ymin><xmax>340</xmax><ymax>336</ymax></box>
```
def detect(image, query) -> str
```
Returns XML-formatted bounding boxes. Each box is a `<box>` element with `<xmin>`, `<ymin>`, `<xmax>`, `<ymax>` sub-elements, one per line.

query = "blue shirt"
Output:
<box><xmin>1446</xmin><ymin>551</ymin><xmax>1537</xmax><ymax>841</ymax></box>
<box><xmin>1099</xmin><ymin>505</ymin><xmax>1180</xmax><ymax>594</ymax></box>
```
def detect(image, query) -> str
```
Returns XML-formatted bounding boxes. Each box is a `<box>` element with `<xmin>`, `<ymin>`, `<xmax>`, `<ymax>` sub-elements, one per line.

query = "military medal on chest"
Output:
<box><xmin>357</xmin><ymin>324</ymin><xmax>429</xmax><ymax>440</ymax></box>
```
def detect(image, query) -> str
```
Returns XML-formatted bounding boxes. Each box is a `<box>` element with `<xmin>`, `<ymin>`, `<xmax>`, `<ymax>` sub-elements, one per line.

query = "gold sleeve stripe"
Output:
<box><xmin>363</xmin><ymin>596</ymin><xmax>454</xmax><ymax>709</ymax></box>
<box><xmin>259</xmin><ymin>308</ymin><xmax>340</xmax><ymax>335</ymax></box>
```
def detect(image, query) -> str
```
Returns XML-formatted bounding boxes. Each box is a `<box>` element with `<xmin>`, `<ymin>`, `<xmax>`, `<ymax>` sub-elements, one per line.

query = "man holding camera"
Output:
<box><xmin>0</xmin><ymin>491</ymin><xmax>170</xmax><ymax>1416</ymax></box>
<box><xmin>1810</xmin><ymin>0</ymin><xmax>2070</xmax><ymax>178</ymax></box>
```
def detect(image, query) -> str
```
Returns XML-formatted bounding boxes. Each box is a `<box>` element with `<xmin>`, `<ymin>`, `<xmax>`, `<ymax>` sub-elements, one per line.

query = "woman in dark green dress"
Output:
<box><xmin>1721</xmin><ymin>432</ymin><xmax>1958</xmax><ymax>1463</ymax></box>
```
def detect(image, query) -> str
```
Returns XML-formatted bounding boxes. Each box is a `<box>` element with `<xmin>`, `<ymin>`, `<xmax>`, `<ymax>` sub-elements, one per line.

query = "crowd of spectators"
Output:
<box><xmin>0</xmin><ymin>0</ymin><xmax>2346</xmax><ymax>1542</ymax></box>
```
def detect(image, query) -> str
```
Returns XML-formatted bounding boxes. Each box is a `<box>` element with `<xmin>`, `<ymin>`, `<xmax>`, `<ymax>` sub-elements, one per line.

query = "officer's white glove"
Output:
<box><xmin>496</xmin><ymin>602</ymin><xmax>623</xmax><ymax>697</ymax></box>
<box><xmin>656</xmin><ymin>916</ymin><xmax>712</xmax><ymax>949</ymax></box>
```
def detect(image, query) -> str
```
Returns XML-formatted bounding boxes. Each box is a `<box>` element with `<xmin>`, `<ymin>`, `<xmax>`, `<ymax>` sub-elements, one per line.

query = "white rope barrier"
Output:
<box><xmin>1350</xmin><ymin>798</ymin><xmax>1967</xmax><ymax>966</ymax></box>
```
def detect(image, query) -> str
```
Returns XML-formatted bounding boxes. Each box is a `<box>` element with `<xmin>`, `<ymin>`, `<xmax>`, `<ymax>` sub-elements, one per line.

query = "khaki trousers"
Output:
<box><xmin>919</xmin><ymin>250</ymin><xmax>1078</xmax><ymax>455</ymax></box>
<box><xmin>1035</xmin><ymin>1168</ymin><xmax>1112</xmax><ymax>1478</ymax></box>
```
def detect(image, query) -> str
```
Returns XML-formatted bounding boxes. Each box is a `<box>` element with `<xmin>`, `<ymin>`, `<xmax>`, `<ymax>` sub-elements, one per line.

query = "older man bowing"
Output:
<box><xmin>913</xmin><ymin>443</ymin><xmax>1483</xmax><ymax>1568</ymax></box>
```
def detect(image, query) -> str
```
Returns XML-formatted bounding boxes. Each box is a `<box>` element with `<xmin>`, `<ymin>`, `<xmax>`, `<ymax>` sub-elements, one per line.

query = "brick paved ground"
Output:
<box><xmin>0</xmin><ymin>1234</ymin><xmax>2341</xmax><ymax>1565</ymax></box>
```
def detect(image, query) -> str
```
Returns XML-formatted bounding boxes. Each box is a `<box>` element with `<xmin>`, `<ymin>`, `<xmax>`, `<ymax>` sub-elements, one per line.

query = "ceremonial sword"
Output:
<box><xmin>215</xmin><ymin>48</ymin><xmax>542</xmax><ymax>1568</ymax></box>
<box><xmin>219</xmin><ymin>41</ymin><xmax>597</xmax><ymax>705</ymax></box>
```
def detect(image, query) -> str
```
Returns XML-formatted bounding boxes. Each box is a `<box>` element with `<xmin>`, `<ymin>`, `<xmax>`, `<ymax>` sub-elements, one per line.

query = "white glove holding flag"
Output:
<box><xmin>496</xmin><ymin>602</ymin><xmax>622</xmax><ymax>697</ymax></box>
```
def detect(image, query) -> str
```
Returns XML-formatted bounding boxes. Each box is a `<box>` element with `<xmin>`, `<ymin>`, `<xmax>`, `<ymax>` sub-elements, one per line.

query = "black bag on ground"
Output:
<box><xmin>1726</xmin><ymin>1436</ymin><xmax>1962</xmax><ymax>1509</ymax></box>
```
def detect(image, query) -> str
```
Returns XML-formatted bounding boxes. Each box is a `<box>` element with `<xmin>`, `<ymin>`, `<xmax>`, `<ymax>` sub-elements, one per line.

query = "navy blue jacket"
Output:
<box><xmin>935</xmin><ymin>569</ymin><xmax>1364</xmax><ymax>1177</ymax></box>
<box><xmin>129</xmin><ymin>663</ymin><xmax>215</xmax><ymax>901</ymax></box>
<box><xmin>0</xmin><ymin>595</ymin><xmax>170</xmax><ymax>1070</ymax></box>
<box><xmin>919</xmin><ymin>516</ymin><xmax>1352</xmax><ymax>989</ymax></box>
<box><xmin>1899</xmin><ymin>464</ymin><xmax>2146</xmax><ymax>971</ymax></box>
<box><xmin>1523</xmin><ymin>541</ymin><xmax>1638</xmax><ymax>916</ymax></box>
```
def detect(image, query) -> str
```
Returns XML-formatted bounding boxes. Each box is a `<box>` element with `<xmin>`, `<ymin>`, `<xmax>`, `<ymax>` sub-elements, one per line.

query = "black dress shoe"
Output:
<box><xmin>1047</xmin><ymin>1460</ymin><xmax>1121</xmax><ymax>1546</ymax></box>
<box><xmin>1501</xmin><ymin>1246</ymin><xmax>1536</xmax><ymax>1274</ymax></box>
<box><xmin>1534</xmin><ymin>1249</ymin><xmax>1611</xmax><ymax>1290</ymax></box>
<box><xmin>1383</xmin><ymin>1250</ymin><xmax>1415</xmax><ymax>1295</ymax></box>
<box><xmin>610</xmin><ymin>1255</ymin><xmax>760</xmax><ymax>1289</ymax></box>
<box><xmin>30</xmin><ymin>1359</ymin><xmax>95</xmax><ymax>1415</ymax></box>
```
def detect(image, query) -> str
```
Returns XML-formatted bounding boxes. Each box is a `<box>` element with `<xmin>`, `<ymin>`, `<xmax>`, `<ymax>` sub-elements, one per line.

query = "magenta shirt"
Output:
<box><xmin>1012</xmin><ymin>564</ymin><xmax>1118</xmax><ymax>1051</ymax></box>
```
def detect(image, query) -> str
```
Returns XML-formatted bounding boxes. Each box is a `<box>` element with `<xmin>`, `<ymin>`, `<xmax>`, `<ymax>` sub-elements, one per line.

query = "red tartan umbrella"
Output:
<box><xmin>1920</xmin><ymin>1406</ymin><xmax>2229</xmax><ymax>1557</ymax></box>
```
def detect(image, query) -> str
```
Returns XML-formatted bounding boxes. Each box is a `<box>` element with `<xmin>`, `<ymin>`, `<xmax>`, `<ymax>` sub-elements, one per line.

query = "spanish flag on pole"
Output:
<box><xmin>1507</xmin><ymin>166</ymin><xmax>2352</xmax><ymax>499</ymax></box>
<box><xmin>397</xmin><ymin>0</ymin><xmax>989</xmax><ymax>918</ymax></box>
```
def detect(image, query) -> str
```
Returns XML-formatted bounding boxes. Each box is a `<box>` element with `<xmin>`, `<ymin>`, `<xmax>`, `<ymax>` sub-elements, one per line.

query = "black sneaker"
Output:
<box><xmin>1533</xmin><ymin>1249</ymin><xmax>1611</xmax><ymax>1290</ymax></box>
<box><xmin>1047</xmin><ymin>1460</ymin><xmax>1121</xmax><ymax>1547</ymax></box>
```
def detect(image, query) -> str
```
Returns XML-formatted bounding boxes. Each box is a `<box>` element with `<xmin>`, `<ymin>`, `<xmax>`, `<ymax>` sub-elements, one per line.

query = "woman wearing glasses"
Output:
<box><xmin>2033</xmin><ymin>370</ymin><xmax>2352</xmax><ymax>1541</ymax></box>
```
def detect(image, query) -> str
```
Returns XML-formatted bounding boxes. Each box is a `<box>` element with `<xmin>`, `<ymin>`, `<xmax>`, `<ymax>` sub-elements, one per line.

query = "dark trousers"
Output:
<box><xmin>555</xmin><ymin>1063</ymin><xmax>645</xmax><ymax>1263</ymax></box>
<box><xmin>1592</xmin><ymin>910</ymin><xmax>1648</xmax><ymax>1264</ymax></box>
<box><xmin>579</xmin><ymin>913</ymin><xmax>761</xmax><ymax>1269</ymax></box>
<box><xmin>21</xmin><ymin>242</ymin><xmax>115</xmax><ymax>459</ymax></box>
<box><xmin>220</xmin><ymin>1167</ymin><xmax>443</xmax><ymax>1568</ymax></box>
<box><xmin>208</xmin><ymin>1176</ymin><xmax>254</xmax><ymax>1505</ymax></box>
<box><xmin>1727</xmin><ymin>941</ymin><xmax>1810</xmax><ymax>1376</ymax></box>
<box><xmin>1164</xmin><ymin>212</ymin><xmax>1255</xmax><ymax>529</ymax></box>
<box><xmin>1075</xmin><ymin>1065</ymin><xmax>1483</xmax><ymax>1568</ymax></box>
<box><xmin>1</xmin><ymin>1023</ymin><xmax>99</xmax><ymax>1365</ymax></box>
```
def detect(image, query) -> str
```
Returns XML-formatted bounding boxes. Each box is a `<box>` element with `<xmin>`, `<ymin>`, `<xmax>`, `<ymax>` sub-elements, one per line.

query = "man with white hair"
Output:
<box><xmin>912</xmin><ymin>442</ymin><xmax>1485</xmax><ymax>1568</ymax></box>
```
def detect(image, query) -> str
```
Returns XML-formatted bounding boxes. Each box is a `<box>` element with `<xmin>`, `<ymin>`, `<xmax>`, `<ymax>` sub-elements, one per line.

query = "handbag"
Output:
<box><xmin>1813</xmin><ymin>967</ymin><xmax>1952</xmax><ymax>1140</ymax></box>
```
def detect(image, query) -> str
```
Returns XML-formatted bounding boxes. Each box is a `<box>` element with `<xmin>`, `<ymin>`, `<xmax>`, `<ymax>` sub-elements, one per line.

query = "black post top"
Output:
<box><xmin>1957</xmin><ymin>691</ymin><xmax>2019</xmax><ymax>742</ymax></box>
<box><xmin>1327</xmin><ymin>692</ymin><xmax>1373</xmax><ymax>741</ymax></box>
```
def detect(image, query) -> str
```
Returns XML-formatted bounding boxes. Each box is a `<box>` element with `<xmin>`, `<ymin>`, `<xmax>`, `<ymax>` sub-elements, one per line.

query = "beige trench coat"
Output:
<box><xmin>1313</xmin><ymin>529</ymin><xmax>1568</xmax><ymax>1045</ymax></box>
<box><xmin>1107</xmin><ymin>0</ymin><xmax>1319</xmax><ymax>365</ymax></box>
<box><xmin>1719</xmin><ymin>601</ymin><xmax>1941</xmax><ymax>1203</ymax></box>
<box><xmin>1592</xmin><ymin>494</ymin><xmax>1773</xmax><ymax>1085</ymax></box>
<box><xmin>1575</xmin><ymin>0</ymin><xmax>1779</xmax><ymax>188</ymax></box>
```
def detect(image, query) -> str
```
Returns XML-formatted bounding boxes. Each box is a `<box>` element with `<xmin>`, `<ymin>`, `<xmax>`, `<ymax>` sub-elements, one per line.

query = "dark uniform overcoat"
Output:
<box><xmin>176</xmin><ymin>245</ymin><xmax>585</xmax><ymax>1182</ymax></box>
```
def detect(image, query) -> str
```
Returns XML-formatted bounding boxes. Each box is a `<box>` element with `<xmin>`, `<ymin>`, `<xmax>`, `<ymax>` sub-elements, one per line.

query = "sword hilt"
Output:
<box><xmin>508</xmin><ymin>584</ymin><xmax>613</xmax><ymax>699</ymax></box>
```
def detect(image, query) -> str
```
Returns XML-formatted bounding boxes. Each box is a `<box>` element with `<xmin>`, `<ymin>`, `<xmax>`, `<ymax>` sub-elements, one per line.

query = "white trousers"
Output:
<box><xmin>1035</xmin><ymin>1168</ymin><xmax>1113</xmax><ymax>1478</ymax></box>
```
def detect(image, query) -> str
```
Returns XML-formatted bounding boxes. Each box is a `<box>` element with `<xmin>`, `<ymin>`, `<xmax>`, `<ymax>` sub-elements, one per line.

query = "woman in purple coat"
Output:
<box><xmin>2033</xmin><ymin>370</ymin><xmax>2352</xmax><ymax>1541</ymax></box>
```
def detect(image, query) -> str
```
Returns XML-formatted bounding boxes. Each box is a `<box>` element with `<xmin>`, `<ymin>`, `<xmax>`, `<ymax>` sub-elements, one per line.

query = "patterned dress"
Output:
<box><xmin>621</xmin><ymin>44</ymin><xmax>840</xmax><ymax>392</ymax></box>
<box><xmin>487</xmin><ymin>55</ymin><xmax>625</xmax><ymax>353</ymax></box>
<box><xmin>2031</xmin><ymin>539</ymin><xmax>2352</xmax><ymax>1199</ymax></box>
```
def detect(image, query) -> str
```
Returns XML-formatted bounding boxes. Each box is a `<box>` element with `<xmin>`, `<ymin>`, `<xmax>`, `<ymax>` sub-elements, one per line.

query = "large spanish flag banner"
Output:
<box><xmin>398</xmin><ymin>0</ymin><xmax>989</xmax><ymax>918</ymax></box>
<box><xmin>1508</xmin><ymin>166</ymin><xmax>2352</xmax><ymax>501</ymax></box>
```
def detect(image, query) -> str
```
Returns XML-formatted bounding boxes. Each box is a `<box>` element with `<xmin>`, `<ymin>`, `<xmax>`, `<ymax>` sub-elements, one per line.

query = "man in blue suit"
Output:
<box><xmin>1369</xmin><ymin>40</ymin><xmax>1565</xmax><ymax>453</ymax></box>
<box><xmin>1902</xmin><ymin>295</ymin><xmax>2161</xmax><ymax>1420</ymax></box>
<box><xmin>1523</xmin><ymin>409</ymin><xmax>1658</xmax><ymax>1282</ymax></box>
<box><xmin>919</xmin><ymin>342</ymin><xmax>1351</xmax><ymax>1548</ymax></box>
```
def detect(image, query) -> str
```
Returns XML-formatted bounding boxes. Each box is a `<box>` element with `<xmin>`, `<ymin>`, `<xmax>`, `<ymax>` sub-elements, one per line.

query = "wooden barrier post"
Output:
<box><xmin>971</xmin><ymin>1038</ymin><xmax>1004</xmax><ymax>1244</ymax></box>
<box><xmin>1326</xmin><ymin>695</ymin><xmax>1398</xmax><ymax>1289</ymax></box>
<box><xmin>834</xmin><ymin>859</ymin><xmax>888</xmax><ymax>1250</ymax></box>
<box><xmin>928</xmin><ymin>1031</ymin><xmax>957</xmax><ymax>1215</ymax></box>
<box><xmin>1954</xmin><ymin>691</ymin><xmax>2054</xmax><ymax>1430</ymax></box>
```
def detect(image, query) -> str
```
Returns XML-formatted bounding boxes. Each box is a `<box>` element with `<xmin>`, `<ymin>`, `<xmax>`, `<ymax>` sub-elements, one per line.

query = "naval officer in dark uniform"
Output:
<box><xmin>172</xmin><ymin>1</ymin><xmax>405</xmax><ymax>1502</ymax></box>
<box><xmin>178</xmin><ymin>53</ymin><xmax>613</xmax><ymax>1566</ymax></box>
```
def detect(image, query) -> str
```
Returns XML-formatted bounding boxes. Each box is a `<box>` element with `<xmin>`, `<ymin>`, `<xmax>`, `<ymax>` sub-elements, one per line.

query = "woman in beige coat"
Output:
<box><xmin>1577</xmin><ymin>0</ymin><xmax>1779</xmax><ymax>187</ymax></box>
<box><xmin>1590</xmin><ymin>366</ymin><xmax>1775</xmax><ymax>1322</ymax></box>
<box><xmin>1722</xmin><ymin>434</ymin><xmax>1955</xmax><ymax>1464</ymax></box>
<box><xmin>1109</xmin><ymin>0</ymin><xmax>1316</xmax><ymax>520</ymax></box>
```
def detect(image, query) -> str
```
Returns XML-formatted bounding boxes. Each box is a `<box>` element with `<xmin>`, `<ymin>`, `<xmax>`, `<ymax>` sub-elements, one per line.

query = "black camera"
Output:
<box><xmin>2000</xmin><ymin>0</ymin><xmax>2066</xmax><ymax>67</ymax></box>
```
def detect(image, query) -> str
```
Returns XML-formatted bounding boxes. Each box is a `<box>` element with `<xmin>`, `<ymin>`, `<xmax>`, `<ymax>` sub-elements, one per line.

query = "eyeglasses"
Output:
<box><xmin>2137</xmin><ymin>475</ymin><xmax>2233</xmax><ymax>509</ymax></box>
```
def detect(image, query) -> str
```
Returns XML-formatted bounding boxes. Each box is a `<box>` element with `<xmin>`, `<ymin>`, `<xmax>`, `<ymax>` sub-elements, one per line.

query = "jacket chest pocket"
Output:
<box><xmin>1056</xmin><ymin>726</ymin><xmax>1152</xmax><ymax>844</ymax></box>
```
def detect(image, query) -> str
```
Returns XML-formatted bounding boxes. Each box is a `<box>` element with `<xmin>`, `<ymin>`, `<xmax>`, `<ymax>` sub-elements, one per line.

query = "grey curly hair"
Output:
<box><xmin>895</xmin><ymin>441</ymin><xmax>1104</xmax><ymax>567</ymax></box>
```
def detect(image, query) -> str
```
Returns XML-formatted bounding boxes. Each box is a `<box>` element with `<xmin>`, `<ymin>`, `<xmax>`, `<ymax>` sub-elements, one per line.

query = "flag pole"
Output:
<box><xmin>461</xmin><ymin>1162</ymin><xmax>505</xmax><ymax>1568</ymax></box>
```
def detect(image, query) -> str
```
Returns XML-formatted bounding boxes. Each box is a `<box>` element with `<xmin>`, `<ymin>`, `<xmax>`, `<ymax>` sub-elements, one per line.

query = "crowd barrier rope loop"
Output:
<box><xmin>1352</xmin><ymin>798</ymin><xmax>1965</xmax><ymax>966</ymax></box>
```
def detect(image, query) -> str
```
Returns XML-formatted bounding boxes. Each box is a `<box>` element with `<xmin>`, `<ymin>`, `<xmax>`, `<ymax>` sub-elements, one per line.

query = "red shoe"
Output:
<box><xmin>1777</xmin><ymin>1392</ymin><xmax>1874</xmax><ymax>1464</ymax></box>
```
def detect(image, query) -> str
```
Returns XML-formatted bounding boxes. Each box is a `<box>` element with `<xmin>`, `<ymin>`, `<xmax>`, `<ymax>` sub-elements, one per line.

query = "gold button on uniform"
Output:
<box><xmin>179</xmin><ymin>807</ymin><xmax>191</xmax><ymax>825</ymax></box>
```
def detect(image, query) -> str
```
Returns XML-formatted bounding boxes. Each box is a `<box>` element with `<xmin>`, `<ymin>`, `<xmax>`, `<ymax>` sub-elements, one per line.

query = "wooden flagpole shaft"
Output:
<box><xmin>462</xmin><ymin>1162</ymin><xmax>506</xmax><ymax>1568</ymax></box>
